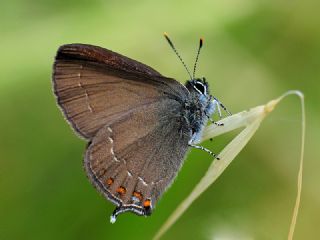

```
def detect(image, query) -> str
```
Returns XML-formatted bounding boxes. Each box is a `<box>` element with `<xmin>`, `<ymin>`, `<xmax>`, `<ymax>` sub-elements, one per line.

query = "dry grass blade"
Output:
<box><xmin>285</xmin><ymin>91</ymin><xmax>305</xmax><ymax>240</ymax></box>
<box><xmin>153</xmin><ymin>90</ymin><xmax>305</xmax><ymax>240</ymax></box>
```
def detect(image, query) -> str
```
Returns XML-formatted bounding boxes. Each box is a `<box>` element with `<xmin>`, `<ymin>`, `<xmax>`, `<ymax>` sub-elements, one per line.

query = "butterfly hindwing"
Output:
<box><xmin>84</xmin><ymin>100</ymin><xmax>191</xmax><ymax>216</ymax></box>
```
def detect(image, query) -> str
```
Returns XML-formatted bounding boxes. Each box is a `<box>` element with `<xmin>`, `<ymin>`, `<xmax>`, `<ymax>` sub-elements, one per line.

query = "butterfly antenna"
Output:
<box><xmin>193</xmin><ymin>38</ymin><xmax>203</xmax><ymax>79</ymax></box>
<box><xmin>164</xmin><ymin>32</ymin><xmax>193</xmax><ymax>80</ymax></box>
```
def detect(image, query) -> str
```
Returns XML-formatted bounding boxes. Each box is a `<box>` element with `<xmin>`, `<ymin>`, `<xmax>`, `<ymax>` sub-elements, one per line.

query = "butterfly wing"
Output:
<box><xmin>53</xmin><ymin>44</ymin><xmax>192</xmax><ymax>219</ymax></box>
<box><xmin>53</xmin><ymin>44</ymin><xmax>188</xmax><ymax>139</ymax></box>
<box><xmin>84</xmin><ymin>101</ymin><xmax>191</xmax><ymax>218</ymax></box>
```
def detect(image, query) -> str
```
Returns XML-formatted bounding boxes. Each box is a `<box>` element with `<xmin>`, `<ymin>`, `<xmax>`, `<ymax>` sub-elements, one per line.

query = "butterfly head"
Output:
<box><xmin>185</xmin><ymin>77</ymin><xmax>209</xmax><ymax>97</ymax></box>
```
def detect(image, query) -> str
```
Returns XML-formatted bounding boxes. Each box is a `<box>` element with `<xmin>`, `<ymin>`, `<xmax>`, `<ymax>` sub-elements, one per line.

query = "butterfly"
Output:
<box><xmin>52</xmin><ymin>33</ymin><xmax>230</xmax><ymax>223</ymax></box>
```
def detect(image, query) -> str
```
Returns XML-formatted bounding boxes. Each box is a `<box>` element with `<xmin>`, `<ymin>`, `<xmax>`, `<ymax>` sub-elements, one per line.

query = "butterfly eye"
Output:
<box><xmin>194</xmin><ymin>81</ymin><xmax>206</xmax><ymax>95</ymax></box>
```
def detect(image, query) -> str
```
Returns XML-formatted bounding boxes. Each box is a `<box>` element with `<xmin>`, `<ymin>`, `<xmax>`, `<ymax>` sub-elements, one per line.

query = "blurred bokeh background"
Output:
<box><xmin>1</xmin><ymin>0</ymin><xmax>319</xmax><ymax>239</ymax></box>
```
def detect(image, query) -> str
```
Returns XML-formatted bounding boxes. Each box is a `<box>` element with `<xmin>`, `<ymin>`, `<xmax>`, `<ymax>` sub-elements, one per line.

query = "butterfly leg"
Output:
<box><xmin>205</xmin><ymin>112</ymin><xmax>224</xmax><ymax>127</ymax></box>
<box><xmin>189</xmin><ymin>143</ymin><xmax>220</xmax><ymax>160</ymax></box>
<box><xmin>205</xmin><ymin>100</ymin><xmax>224</xmax><ymax>127</ymax></box>
<box><xmin>213</xmin><ymin>97</ymin><xmax>232</xmax><ymax>117</ymax></box>
<box><xmin>206</xmin><ymin>97</ymin><xmax>232</xmax><ymax>126</ymax></box>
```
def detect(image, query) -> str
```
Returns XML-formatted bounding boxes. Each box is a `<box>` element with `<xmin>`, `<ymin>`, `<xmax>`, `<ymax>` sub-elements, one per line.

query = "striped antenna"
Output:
<box><xmin>164</xmin><ymin>32</ymin><xmax>193</xmax><ymax>80</ymax></box>
<box><xmin>192</xmin><ymin>38</ymin><xmax>203</xmax><ymax>79</ymax></box>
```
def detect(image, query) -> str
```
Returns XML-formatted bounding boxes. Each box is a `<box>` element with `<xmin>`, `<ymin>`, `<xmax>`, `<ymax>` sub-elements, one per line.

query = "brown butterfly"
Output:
<box><xmin>52</xmin><ymin>34</ymin><xmax>229</xmax><ymax>223</ymax></box>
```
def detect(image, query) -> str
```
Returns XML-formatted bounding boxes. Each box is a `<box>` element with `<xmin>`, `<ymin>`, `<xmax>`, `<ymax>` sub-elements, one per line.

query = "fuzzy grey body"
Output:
<box><xmin>184</xmin><ymin>79</ymin><xmax>215</xmax><ymax>144</ymax></box>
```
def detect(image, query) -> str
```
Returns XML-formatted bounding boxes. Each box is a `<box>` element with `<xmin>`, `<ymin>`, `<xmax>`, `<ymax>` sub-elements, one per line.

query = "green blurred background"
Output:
<box><xmin>1</xmin><ymin>0</ymin><xmax>319</xmax><ymax>239</ymax></box>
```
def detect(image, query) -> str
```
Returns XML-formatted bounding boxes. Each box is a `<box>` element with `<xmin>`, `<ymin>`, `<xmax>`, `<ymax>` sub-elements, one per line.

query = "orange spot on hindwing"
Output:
<box><xmin>133</xmin><ymin>191</ymin><xmax>143</xmax><ymax>201</ymax></box>
<box><xmin>143</xmin><ymin>199</ymin><xmax>151</xmax><ymax>208</ymax></box>
<box><xmin>143</xmin><ymin>199</ymin><xmax>152</xmax><ymax>216</ymax></box>
<box><xmin>116</xmin><ymin>186</ymin><xmax>126</xmax><ymax>195</ymax></box>
<box><xmin>106</xmin><ymin>178</ymin><xmax>114</xmax><ymax>186</ymax></box>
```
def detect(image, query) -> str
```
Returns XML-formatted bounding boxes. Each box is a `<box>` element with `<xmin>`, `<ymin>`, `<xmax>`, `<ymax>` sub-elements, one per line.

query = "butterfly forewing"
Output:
<box><xmin>53</xmin><ymin>44</ymin><xmax>188</xmax><ymax>139</ymax></box>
